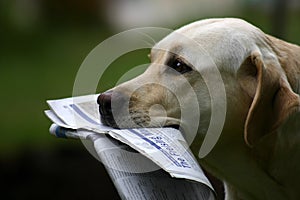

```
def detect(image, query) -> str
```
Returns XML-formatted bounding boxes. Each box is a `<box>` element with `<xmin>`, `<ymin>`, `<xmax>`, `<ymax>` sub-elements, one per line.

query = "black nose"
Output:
<box><xmin>97</xmin><ymin>91</ymin><xmax>118</xmax><ymax>127</ymax></box>
<box><xmin>97</xmin><ymin>91</ymin><xmax>112</xmax><ymax>116</ymax></box>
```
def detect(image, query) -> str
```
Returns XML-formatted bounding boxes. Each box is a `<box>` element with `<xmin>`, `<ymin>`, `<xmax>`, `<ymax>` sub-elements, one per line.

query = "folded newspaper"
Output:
<box><xmin>45</xmin><ymin>94</ymin><xmax>216</xmax><ymax>200</ymax></box>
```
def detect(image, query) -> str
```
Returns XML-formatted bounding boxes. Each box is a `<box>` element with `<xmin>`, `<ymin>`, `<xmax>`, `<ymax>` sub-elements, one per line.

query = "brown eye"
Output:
<box><xmin>168</xmin><ymin>58</ymin><xmax>193</xmax><ymax>74</ymax></box>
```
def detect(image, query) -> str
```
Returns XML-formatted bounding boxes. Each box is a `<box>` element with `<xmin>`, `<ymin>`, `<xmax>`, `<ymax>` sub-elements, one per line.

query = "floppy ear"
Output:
<box><xmin>238</xmin><ymin>51</ymin><xmax>300</xmax><ymax>147</ymax></box>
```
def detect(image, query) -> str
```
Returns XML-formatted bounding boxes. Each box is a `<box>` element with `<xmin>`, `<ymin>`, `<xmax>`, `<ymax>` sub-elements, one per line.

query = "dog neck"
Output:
<box><xmin>199</xmin><ymin>124</ymin><xmax>291</xmax><ymax>199</ymax></box>
<box><xmin>249</xmin><ymin>111</ymin><xmax>300</xmax><ymax>200</ymax></box>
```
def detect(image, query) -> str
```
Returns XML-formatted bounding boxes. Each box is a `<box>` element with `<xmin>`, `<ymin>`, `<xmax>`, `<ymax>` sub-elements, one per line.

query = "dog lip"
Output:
<box><xmin>100</xmin><ymin>116</ymin><xmax>120</xmax><ymax>129</ymax></box>
<box><xmin>163</xmin><ymin>124</ymin><xmax>180</xmax><ymax>130</ymax></box>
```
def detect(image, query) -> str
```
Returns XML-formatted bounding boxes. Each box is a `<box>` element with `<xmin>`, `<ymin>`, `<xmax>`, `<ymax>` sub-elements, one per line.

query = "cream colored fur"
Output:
<box><xmin>109</xmin><ymin>18</ymin><xmax>300</xmax><ymax>199</ymax></box>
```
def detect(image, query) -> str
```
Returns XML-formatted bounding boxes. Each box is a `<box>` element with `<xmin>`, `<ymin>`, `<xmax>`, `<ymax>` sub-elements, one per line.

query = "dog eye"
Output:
<box><xmin>168</xmin><ymin>58</ymin><xmax>193</xmax><ymax>74</ymax></box>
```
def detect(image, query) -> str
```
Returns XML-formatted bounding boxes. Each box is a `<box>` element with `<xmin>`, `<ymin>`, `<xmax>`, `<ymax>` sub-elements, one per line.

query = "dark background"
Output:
<box><xmin>1</xmin><ymin>0</ymin><xmax>299</xmax><ymax>199</ymax></box>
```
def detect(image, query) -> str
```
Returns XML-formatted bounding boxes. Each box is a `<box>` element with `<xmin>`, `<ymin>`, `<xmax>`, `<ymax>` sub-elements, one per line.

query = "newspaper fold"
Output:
<box><xmin>45</xmin><ymin>94</ymin><xmax>216</xmax><ymax>200</ymax></box>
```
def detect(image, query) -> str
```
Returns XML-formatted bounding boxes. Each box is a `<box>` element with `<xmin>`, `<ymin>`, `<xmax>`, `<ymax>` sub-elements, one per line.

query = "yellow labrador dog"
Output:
<box><xmin>98</xmin><ymin>18</ymin><xmax>300</xmax><ymax>199</ymax></box>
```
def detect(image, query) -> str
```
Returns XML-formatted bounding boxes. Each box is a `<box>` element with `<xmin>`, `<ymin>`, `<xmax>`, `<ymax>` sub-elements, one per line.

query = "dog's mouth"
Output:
<box><xmin>100</xmin><ymin>112</ymin><xmax>180</xmax><ymax>130</ymax></box>
<box><xmin>101</xmin><ymin>118</ymin><xmax>180</xmax><ymax>130</ymax></box>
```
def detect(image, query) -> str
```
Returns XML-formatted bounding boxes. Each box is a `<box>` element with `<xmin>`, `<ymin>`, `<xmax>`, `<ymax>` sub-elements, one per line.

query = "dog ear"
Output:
<box><xmin>238</xmin><ymin>51</ymin><xmax>300</xmax><ymax>147</ymax></box>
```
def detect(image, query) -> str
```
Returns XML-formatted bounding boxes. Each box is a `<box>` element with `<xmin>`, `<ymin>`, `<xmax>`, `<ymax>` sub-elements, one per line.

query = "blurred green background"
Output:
<box><xmin>1</xmin><ymin>0</ymin><xmax>299</xmax><ymax>199</ymax></box>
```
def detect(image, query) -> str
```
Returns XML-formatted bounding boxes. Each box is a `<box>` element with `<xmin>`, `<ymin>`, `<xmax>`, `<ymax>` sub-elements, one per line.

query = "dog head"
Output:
<box><xmin>97</xmin><ymin>18</ymin><xmax>300</xmax><ymax>148</ymax></box>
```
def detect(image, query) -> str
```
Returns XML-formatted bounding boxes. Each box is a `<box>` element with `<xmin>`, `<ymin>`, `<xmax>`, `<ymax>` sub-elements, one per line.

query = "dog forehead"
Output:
<box><xmin>168</xmin><ymin>18</ymin><xmax>260</xmax><ymax>50</ymax></box>
<box><xmin>176</xmin><ymin>18</ymin><xmax>261</xmax><ymax>41</ymax></box>
<box><xmin>153</xmin><ymin>18</ymin><xmax>263</xmax><ymax>71</ymax></box>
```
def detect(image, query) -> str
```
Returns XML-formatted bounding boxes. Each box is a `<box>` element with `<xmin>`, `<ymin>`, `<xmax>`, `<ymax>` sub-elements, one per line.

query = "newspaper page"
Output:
<box><xmin>46</xmin><ymin>94</ymin><xmax>113</xmax><ymax>133</ymax></box>
<box><xmin>45</xmin><ymin>95</ymin><xmax>216</xmax><ymax>199</ymax></box>
<box><xmin>91</xmin><ymin>133</ymin><xmax>215</xmax><ymax>200</ymax></box>
<box><xmin>49</xmin><ymin>124</ymin><xmax>215</xmax><ymax>200</ymax></box>
<box><xmin>108</xmin><ymin>128</ymin><xmax>210</xmax><ymax>184</ymax></box>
